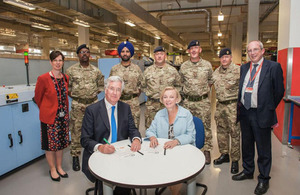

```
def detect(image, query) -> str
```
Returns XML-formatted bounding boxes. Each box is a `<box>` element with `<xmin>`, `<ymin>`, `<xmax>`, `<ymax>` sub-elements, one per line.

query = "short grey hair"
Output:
<box><xmin>104</xmin><ymin>76</ymin><xmax>125</xmax><ymax>91</ymax></box>
<box><xmin>247</xmin><ymin>40</ymin><xmax>264</xmax><ymax>50</ymax></box>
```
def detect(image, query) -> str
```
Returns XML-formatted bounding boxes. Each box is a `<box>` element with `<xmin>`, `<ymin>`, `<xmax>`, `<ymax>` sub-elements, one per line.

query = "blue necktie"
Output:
<box><xmin>244</xmin><ymin>64</ymin><xmax>258</xmax><ymax>110</ymax></box>
<box><xmin>111</xmin><ymin>106</ymin><xmax>117</xmax><ymax>143</ymax></box>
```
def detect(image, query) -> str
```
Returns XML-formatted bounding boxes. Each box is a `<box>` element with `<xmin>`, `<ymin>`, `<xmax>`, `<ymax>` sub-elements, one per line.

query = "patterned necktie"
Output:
<box><xmin>244</xmin><ymin>64</ymin><xmax>259</xmax><ymax>110</ymax></box>
<box><xmin>111</xmin><ymin>106</ymin><xmax>117</xmax><ymax>143</ymax></box>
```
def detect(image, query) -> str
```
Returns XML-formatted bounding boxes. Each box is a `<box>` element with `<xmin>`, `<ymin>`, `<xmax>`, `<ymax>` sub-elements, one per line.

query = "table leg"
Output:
<box><xmin>139</xmin><ymin>188</ymin><xmax>147</xmax><ymax>195</ymax></box>
<box><xmin>103</xmin><ymin>182</ymin><xmax>113</xmax><ymax>195</ymax></box>
<box><xmin>288</xmin><ymin>102</ymin><xmax>294</xmax><ymax>149</ymax></box>
<box><xmin>186</xmin><ymin>178</ymin><xmax>196</xmax><ymax>195</ymax></box>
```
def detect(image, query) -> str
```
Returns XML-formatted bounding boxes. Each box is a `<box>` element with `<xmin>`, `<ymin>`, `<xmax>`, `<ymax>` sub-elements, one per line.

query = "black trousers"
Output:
<box><xmin>240</xmin><ymin>106</ymin><xmax>272</xmax><ymax>183</ymax></box>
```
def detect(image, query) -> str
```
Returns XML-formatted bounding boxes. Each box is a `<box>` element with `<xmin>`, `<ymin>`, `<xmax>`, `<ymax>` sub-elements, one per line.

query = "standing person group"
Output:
<box><xmin>34</xmin><ymin>39</ymin><xmax>284</xmax><ymax>195</ymax></box>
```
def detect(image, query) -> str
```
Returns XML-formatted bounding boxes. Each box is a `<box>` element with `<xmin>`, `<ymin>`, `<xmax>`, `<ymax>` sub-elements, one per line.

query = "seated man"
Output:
<box><xmin>81</xmin><ymin>76</ymin><xmax>142</xmax><ymax>195</ymax></box>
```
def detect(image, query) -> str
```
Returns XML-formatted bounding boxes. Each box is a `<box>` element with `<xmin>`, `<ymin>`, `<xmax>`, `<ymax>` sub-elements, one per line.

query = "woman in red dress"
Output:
<box><xmin>35</xmin><ymin>51</ymin><xmax>69</xmax><ymax>182</ymax></box>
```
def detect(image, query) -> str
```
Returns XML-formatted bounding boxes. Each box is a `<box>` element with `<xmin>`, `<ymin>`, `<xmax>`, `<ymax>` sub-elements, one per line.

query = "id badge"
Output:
<box><xmin>245</xmin><ymin>87</ymin><xmax>253</xmax><ymax>93</ymax></box>
<box><xmin>59</xmin><ymin>110</ymin><xmax>65</xmax><ymax>117</ymax></box>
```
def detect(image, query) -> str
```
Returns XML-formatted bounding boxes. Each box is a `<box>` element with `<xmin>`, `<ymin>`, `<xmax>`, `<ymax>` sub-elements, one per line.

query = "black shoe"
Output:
<box><xmin>232</xmin><ymin>171</ymin><xmax>253</xmax><ymax>181</ymax></box>
<box><xmin>57</xmin><ymin>170</ymin><xmax>69</xmax><ymax>178</ymax></box>
<box><xmin>72</xmin><ymin>156</ymin><xmax>80</xmax><ymax>171</ymax></box>
<box><xmin>49</xmin><ymin>170</ymin><xmax>60</xmax><ymax>182</ymax></box>
<box><xmin>254</xmin><ymin>182</ymin><xmax>269</xmax><ymax>195</ymax></box>
<box><xmin>231</xmin><ymin>161</ymin><xmax>239</xmax><ymax>174</ymax></box>
<box><xmin>204</xmin><ymin>151</ymin><xmax>211</xmax><ymax>165</ymax></box>
<box><xmin>213</xmin><ymin>154</ymin><xmax>230</xmax><ymax>165</ymax></box>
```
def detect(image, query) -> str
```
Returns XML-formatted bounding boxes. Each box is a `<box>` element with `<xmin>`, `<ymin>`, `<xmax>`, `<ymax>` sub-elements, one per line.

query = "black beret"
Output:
<box><xmin>187</xmin><ymin>40</ymin><xmax>200</xmax><ymax>49</ymax></box>
<box><xmin>154</xmin><ymin>46</ymin><xmax>165</xmax><ymax>53</ymax></box>
<box><xmin>219</xmin><ymin>48</ymin><xmax>232</xmax><ymax>58</ymax></box>
<box><xmin>76</xmin><ymin>44</ymin><xmax>89</xmax><ymax>54</ymax></box>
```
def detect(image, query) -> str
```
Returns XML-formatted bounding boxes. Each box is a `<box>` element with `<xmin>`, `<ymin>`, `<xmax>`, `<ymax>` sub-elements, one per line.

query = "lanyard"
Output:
<box><xmin>50</xmin><ymin>71</ymin><xmax>65</xmax><ymax>109</ymax></box>
<box><xmin>249</xmin><ymin>61</ymin><xmax>263</xmax><ymax>83</ymax></box>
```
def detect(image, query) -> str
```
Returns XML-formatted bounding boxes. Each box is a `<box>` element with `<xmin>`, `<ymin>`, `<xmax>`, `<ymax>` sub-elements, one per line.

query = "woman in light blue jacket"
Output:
<box><xmin>145</xmin><ymin>86</ymin><xmax>195</xmax><ymax>195</ymax></box>
<box><xmin>146</xmin><ymin>86</ymin><xmax>196</xmax><ymax>148</ymax></box>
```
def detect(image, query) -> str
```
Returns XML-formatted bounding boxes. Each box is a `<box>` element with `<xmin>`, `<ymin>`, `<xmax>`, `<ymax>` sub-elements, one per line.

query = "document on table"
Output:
<box><xmin>114</xmin><ymin>146</ymin><xmax>135</xmax><ymax>158</ymax></box>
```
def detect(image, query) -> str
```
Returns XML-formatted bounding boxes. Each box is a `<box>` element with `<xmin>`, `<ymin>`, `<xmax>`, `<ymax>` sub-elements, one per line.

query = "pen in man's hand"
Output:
<box><xmin>128</xmin><ymin>145</ymin><xmax>144</xmax><ymax>155</ymax></box>
<box><xmin>103</xmin><ymin>138</ymin><xmax>111</xmax><ymax>145</ymax></box>
<box><xmin>164</xmin><ymin>148</ymin><xmax>166</xmax><ymax>155</ymax></box>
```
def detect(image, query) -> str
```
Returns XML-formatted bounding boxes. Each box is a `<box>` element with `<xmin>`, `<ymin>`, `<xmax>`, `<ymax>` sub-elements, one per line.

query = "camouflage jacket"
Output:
<box><xmin>142</xmin><ymin>63</ymin><xmax>181</xmax><ymax>99</ymax></box>
<box><xmin>109</xmin><ymin>62</ymin><xmax>143</xmax><ymax>95</ymax></box>
<box><xmin>212</xmin><ymin>62</ymin><xmax>240</xmax><ymax>102</ymax></box>
<box><xmin>179</xmin><ymin>58</ymin><xmax>213</xmax><ymax>96</ymax></box>
<box><xmin>66</xmin><ymin>62</ymin><xmax>104</xmax><ymax>99</ymax></box>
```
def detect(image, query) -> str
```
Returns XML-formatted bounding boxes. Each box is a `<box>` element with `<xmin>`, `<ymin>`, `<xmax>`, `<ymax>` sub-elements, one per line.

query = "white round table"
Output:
<box><xmin>88</xmin><ymin>138</ymin><xmax>205</xmax><ymax>195</ymax></box>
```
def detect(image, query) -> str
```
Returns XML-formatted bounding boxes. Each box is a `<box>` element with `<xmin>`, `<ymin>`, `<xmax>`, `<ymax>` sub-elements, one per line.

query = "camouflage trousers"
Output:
<box><xmin>121</xmin><ymin>96</ymin><xmax>140</xmax><ymax>129</ymax></box>
<box><xmin>145</xmin><ymin>100</ymin><xmax>165</xmax><ymax>129</ymax></box>
<box><xmin>182</xmin><ymin>97</ymin><xmax>213</xmax><ymax>151</ymax></box>
<box><xmin>214</xmin><ymin>101</ymin><xmax>240</xmax><ymax>161</ymax></box>
<box><xmin>69</xmin><ymin>99</ymin><xmax>98</xmax><ymax>157</ymax></box>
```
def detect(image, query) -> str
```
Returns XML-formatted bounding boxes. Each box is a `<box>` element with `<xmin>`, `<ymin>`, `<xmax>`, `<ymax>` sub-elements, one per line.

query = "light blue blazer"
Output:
<box><xmin>145</xmin><ymin>105</ymin><xmax>195</xmax><ymax>145</ymax></box>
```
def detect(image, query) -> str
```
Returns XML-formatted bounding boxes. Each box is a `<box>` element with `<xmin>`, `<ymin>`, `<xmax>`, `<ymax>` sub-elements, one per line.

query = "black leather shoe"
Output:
<box><xmin>204</xmin><ymin>151</ymin><xmax>211</xmax><ymax>165</ymax></box>
<box><xmin>232</xmin><ymin>171</ymin><xmax>253</xmax><ymax>181</ymax></box>
<box><xmin>57</xmin><ymin>170</ymin><xmax>69</xmax><ymax>178</ymax></box>
<box><xmin>254</xmin><ymin>182</ymin><xmax>269</xmax><ymax>195</ymax></box>
<box><xmin>72</xmin><ymin>156</ymin><xmax>80</xmax><ymax>171</ymax></box>
<box><xmin>231</xmin><ymin>161</ymin><xmax>239</xmax><ymax>174</ymax></box>
<box><xmin>49</xmin><ymin>170</ymin><xmax>60</xmax><ymax>182</ymax></box>
<box><xmin>213</xmin><ymin>154</ymin><xmax>230</xmax><ymax>165</ymax></box>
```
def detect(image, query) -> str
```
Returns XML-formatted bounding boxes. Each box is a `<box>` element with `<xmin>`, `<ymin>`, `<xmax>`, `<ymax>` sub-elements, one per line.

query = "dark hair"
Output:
<box><xmin>49</xmin><ymin>50</ymin><xmax>65</xmax><ymax>61</ymax></box>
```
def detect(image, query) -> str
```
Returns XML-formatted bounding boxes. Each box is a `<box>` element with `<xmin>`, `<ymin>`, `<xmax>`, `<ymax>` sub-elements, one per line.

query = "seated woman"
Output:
<box><xmin>145</xmin><ymin>86</ymin><xmax>195</xmax><ymax>195</ymax></box>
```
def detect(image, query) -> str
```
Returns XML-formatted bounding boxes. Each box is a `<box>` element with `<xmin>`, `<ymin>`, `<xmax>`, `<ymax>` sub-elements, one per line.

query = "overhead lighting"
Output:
<box><xmin>170</xmin><ymin>43</ymin><xmax>173</xmax><ymax>47</ymax></box>
<box><xmin>135</xmin><ymin>47</ymin><xmax>139</xmax><ymax>50</ymax></box>
<box><xmin>73</xmin><ymin>19</ymin><xmax>90</xmax><ymax>28</ymax></box>
<box><xmin>218</xmin><ymin>40</ymin><xmax>221</xmax><ymax>45</ymax></box>
<box><xmin>3</xmin><ymin>0</ymin><xmax>36</xmax><ymax>10</ymax></box>
<box><xmin>31</xmin><ymin>23</ymin><xmax>51</xmax><ymax>31</ymax></box>
<box><xmin>217</xmin><ymin>46</ymin><xmax>221</xmax><ymax>50</ymax></box>
<box><xmin>266</xmin><ymin>39</ymin><xmax>272</xmax><ymax>43</ymax></box>
<box><xmin>179</xmin><ymin>48</ymin><xmax>183</xmax><ymax>50</ymax></box>
<box><xmin>154</xmin><ymin>35</ymin><xmax>161</xmax><ymax>40</ymax></box>
<box><xmin>0</xmin><ymin>28</ymin><xmax>16</xmax><ymax>37</ymax></box>
<box><xmin>124</xmin><ymin>20</ymin><xmax>136</xmax><ymax>27</ymax></box>
<box><xmin>107</xmin><ymin>30</ymin><xmax>118</xmax><ymax>37</ymax></box>
<box><xmin>101</xmin><ymin>39</ymin><xmax>110</xmax><ymax>44</ymax></box>
<box><xmin>218</xmin><ymin>11</ymin><xmax>224</xmax><ymax>21</ymax></box>
<box><xmin>129</xmin><ymin>37</ymin><xmax>137</xmax><ymax>43</ymax></box>
<box><xmin>143</xmin><ymin>49</ymin><xmax>148</xmax><ymax>53</ymax></box>
<box><xmin>218</xmin><ymin>31</ymin><xmax>222</xmax><ymax>37</ymax></box>
<box><xmin>143</xmin><ymin>42</ymin><xmax>150</xmax><ymax>47</ymax></box>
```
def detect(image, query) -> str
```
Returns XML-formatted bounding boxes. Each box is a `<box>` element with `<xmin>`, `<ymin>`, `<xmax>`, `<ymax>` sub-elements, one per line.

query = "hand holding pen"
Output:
<box><xmin>98</xmin><ymin>138</ymin><xmax>115</xmax><ymax>154</ymax></box>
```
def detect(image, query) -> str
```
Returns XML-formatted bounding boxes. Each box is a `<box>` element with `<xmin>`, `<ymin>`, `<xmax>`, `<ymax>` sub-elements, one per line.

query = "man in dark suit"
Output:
<box><xmin>81</xmin><ymin>75</ymin><xmax>142</xmax><ymax>195</ymax></box>
<box><xmin>232</xmin><ymin>40</ymin><xmax>284</xmax><ymax>195</ymax></box>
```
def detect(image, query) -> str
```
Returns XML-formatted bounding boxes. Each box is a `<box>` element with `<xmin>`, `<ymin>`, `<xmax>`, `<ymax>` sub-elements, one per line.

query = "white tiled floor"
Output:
<box><xmin>1</xmin><ymin>101</ymin><xmax>300</xmax><ymax>195</ymax></box>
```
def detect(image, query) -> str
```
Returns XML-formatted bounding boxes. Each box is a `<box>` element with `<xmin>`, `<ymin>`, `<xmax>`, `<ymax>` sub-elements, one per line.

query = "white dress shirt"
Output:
<box><xmin>241</xmin><ymin>57</ymin><xmax>264</xmax><ymax>108</ymax></box>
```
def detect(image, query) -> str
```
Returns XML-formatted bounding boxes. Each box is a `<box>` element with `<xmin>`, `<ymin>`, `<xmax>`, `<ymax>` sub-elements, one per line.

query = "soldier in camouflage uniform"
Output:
<box><xmin>179</xmin><ymin>40</ymin><xmax>213</xmax><ymax>164</ymax></box>
<box><xmin>142</xmin><ymin>46</ymin><xmax>181</xmax><ymax>129</ymax></box>
<box><xmin>66</xmin><ymin>44</ymin><xmax>104</xmax><ymax>171</ymax></box>
<box><xmin>109</xmin><ymin>41</ymin><xmax>143</xmax><ymax>128</ymax></box>
<box><xmin>212</xmin><ymin>48</ymin><xmax>240</xmax><ymax>174</ymax></box>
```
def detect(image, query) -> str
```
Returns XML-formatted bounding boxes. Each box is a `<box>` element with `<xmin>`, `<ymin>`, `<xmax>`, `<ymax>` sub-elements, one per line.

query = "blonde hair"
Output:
<box><xmin>159</xmin><ymin>86</ymin><xmax>182</xmax><ymax>104</ymax></box>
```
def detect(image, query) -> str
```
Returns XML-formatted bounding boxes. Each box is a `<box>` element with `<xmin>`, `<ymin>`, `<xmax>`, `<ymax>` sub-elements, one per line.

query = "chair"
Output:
<box><xmin>155</xmin><ymin>117</ymin><xmax>207</xmax><ymax>195</ymax></box>
<box><xmin>193</xmin><ymin>116</ymin><xmax>208</xmax><ymax>195</ymax></box>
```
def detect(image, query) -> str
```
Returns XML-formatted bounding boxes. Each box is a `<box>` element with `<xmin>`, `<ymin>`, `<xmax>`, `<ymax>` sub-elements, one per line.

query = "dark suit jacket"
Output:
<box><xmin>237</xmin><ymin>59</ymin><xmax>284</xmax><ymax>128</ymax></box>
<box><xmin>81</xmin><ymin>99</ymin><xmax>141</xmax><ymax>182</ymax></box>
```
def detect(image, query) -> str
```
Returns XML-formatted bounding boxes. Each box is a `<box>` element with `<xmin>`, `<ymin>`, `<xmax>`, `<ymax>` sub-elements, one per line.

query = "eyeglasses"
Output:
<box><xmin>247</xmin><ymin>48</ymin><xmax>261</xmax><ymax>54</ymax></box>
<box><xmin>79</xmin><ymin>50</ymin><xmax>90</xmax><ymax>54</ymax></box>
